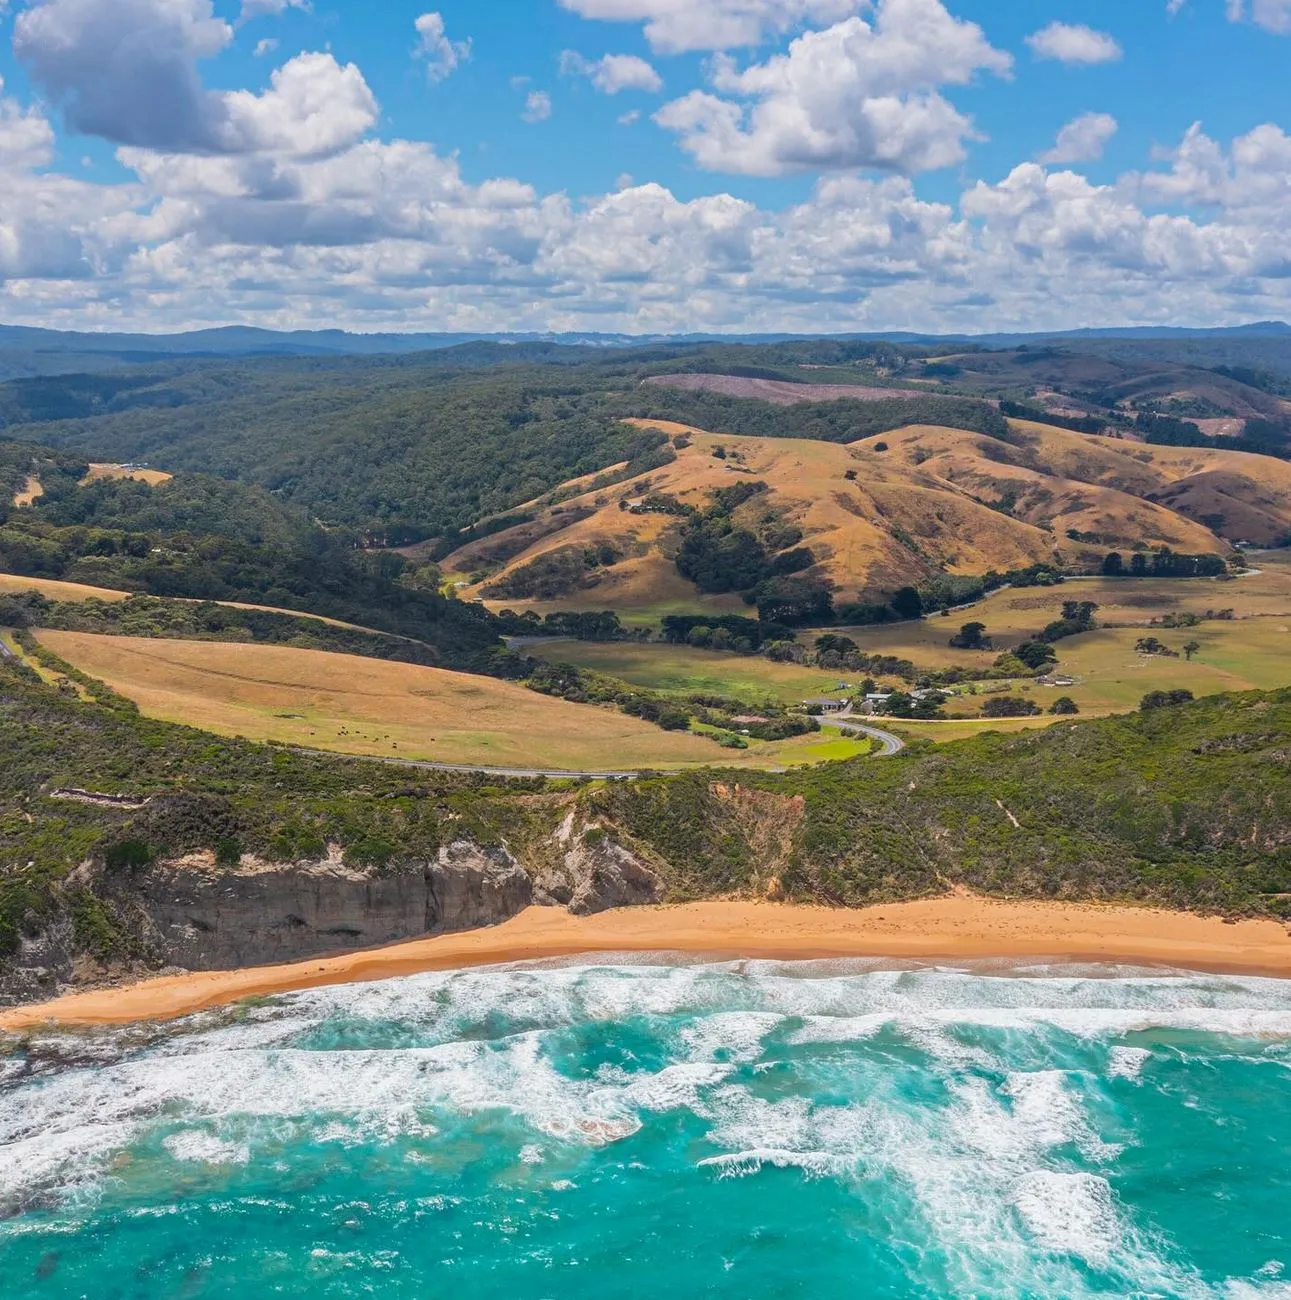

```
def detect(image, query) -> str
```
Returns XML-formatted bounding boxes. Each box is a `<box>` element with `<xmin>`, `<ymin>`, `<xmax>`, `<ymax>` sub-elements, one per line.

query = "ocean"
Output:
<box><xmin>3</xmin><ymin>959</ymin><xmax>1291</xmax><ymax>1298</ymax></box>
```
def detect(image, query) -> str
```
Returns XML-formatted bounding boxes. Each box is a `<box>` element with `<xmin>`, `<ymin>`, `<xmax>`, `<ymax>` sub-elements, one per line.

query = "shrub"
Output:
<box><xmin>1141</xmin><ymin>689</ymin><xmax>1195</xmax><ymax>711</ymax></box>
<box><xmin>104</xmin><ymin>839</ymin><xmax>154</xmax><ymax>873</ymax></box>
<box><xmin>981</xmin><ymin>696</ymin><xmax>1043</xmax><ymax>718</ymax></box>
<box><xmin>1049</xmin><ymin>697</ymin><xmax>1079</xmax><ymax>715</ymax></box>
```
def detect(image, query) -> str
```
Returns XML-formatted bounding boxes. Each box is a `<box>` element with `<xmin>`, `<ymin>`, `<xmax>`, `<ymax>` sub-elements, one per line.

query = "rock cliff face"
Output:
<box><xmin>533</xmin><ymin>826</ymin><xmax>664</xmax><ymax>915</ymax></box>
<box><xmin>135</xmin><ymin>840</ymin><xmax>534</xmax><ymax>971</ymax></box>
<box><xmin>0</xmin><ymin>826</ymin><xmax>668</xmax><ymax>1005</ymax></box>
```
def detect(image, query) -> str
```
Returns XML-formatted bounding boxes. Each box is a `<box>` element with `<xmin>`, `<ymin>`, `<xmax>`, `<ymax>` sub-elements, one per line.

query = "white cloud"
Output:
<box><xmin>655</xmin><ymin>0</ymin><xmax>1011</xmax><ymax>176</ymax></box>
<box><xmin>15</xmin><ymin>0</ymin><xmax>374</xmax><ymax>158</ymax></box>
<box><xmin>523</xmin><ymin>90</ymin><xmax>553</xmax><ymax>122</ymax></box>
<box><xmin>560</xmin><ymin>51</ymin><xmax>662</xmax><ymax>93</ymax></box>
<box><xmin>414</xmin><ymin>12</ymin><xmax>470</xmax><ymax>82</ymax></box>
<box><xmin>222</xmin><ymin>53</ymin><xmax>378</xmax><ymax>157</ymax></box>
<box><xmin>254</xmin><ymin>37</ymin><xmax>279</xmax><ymax>57</ymax></box>
<box><xmin>1229</xmin><ymin>0</ymin><xmax>1291</xmax><ymax>31</ymax></box>
<box><xmin>1026</xmin><ymin>22</ymin><xmax>1123</xmax><ymax>65</ymax></box>
<box><xmin>14</xmin><ymin>0</ymin><xmax>234</xmax><ymax>151</ymax></box>
<box><xmin>557</xmin><ymin>0</ymin><xmax>862</xmax><ymax>53</ymax></box>
<box><xmin>0</xmin><ymin>77</ymin><xmax>57</xmax><ymax>171</ymax></box>
<box><xmin>6</xmin><ymin>45</ymin><xmax>1291</xmax><ymax>337</ymax></box>
<box><xmin>1040</xmin><ymin>112</ymin><xmax>1118</xmax><ymax>164</ymax></box>
<box><xmin>618</xmin><ymin>109</ymin><xmax>641</xmax><ymax>125</ymax></box>
<box><xmin>240</xmin><ymin>0</ymin><xmax>308</xmax><ymax>19</ymax></box>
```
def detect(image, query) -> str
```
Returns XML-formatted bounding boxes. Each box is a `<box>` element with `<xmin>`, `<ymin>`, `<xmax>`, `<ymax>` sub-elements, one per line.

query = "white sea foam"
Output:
<box><xmin>6</xmin><ymin>957</ymin><xmax>1290</xmax><ymax>1290</ymax></box>
<box><xmin>162</xmin><ymin>1130</ymin><xmax>250</xmax><ymax>1166</ymax></box>
<box><xmin>1108</xmin><ymin>1045</ymin><xmax>1153</xmax><ymax>1080</ymax></box>
<box><xmin>698</xmin><ymin>1148</ymin><xmax>838</xmax><ymax>1180</ymax></box>
<box><xmin>1011</xmin><ymin>1170</ymin><xmax>1119</xmax><ymax>1265</ymax></box>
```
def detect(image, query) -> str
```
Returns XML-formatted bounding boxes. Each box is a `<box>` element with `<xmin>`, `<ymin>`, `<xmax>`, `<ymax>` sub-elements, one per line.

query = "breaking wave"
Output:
<box><xmin>4</xmin><ymin>959</ymin><xmax>1291</xmax><ymax>1296</ymax></box>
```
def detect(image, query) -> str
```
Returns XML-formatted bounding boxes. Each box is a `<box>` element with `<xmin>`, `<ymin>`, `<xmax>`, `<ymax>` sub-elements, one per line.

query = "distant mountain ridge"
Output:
<box><xmin>1</xmin><ymin>320</ymin><xmax>1288</xmax><ymax>361</ymax></box>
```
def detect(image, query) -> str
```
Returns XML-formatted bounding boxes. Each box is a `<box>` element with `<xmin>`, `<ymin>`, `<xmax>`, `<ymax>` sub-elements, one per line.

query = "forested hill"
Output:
<box><xmin>0</xmin><ymin>443</ymin><xmax>511</xmax><ymax>668</ymax></box>
<box><xmin>4</xmin><ymin>336</ymin><xmax>1291</xmax><ymax>549</ymax></box>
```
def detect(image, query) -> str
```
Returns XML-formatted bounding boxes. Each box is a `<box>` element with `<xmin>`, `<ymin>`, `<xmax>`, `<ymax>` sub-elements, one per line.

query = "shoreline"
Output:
<box><xmin>5</xmin><ymin>897</ymin><xmax>1291</xmax><ymax>1031</ymax></box>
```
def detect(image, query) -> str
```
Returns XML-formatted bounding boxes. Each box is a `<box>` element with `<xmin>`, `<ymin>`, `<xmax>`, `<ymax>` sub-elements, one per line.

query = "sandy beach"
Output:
<box><xmin>5</xmin><ymin>897</ymin><xmax>1291</xmax><ymax>1031</ymax></box>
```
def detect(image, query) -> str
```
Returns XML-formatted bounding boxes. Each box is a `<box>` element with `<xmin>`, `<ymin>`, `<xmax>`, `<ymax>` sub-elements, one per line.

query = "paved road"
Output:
<box><xmin>819</xmin><ymin>715</ymin><xmax>907</xmax><ymax>756</ymax></box>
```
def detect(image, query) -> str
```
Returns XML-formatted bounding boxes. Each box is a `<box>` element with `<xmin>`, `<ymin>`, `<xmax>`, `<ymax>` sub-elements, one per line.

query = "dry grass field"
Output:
<box><xmin>0</xmin><ymin>571</ymin><xmax>376</xmax><ymax>631</ymax></box>
<box><xmin>448</xmin><ymin>413</ymin><xmax>1291</xmax><ymax>617</ymax></box>
<box><xmin>11</xmin><ymin>476</ymin><xmax>43</xmax><ymax>508</ymax></box>
<box><xmin>0</xmin><ymin>573</ymin><xmax>133</xmax><ymax>603</ymax></box>
<box><xmin>80</xmin><ymin>463</ymin><xmax>173</xmax><ymax>487</ymax></box>
<box><xmin>32</xmin><ymin>632</ymin><xmax>865</xmax><ymax>772</ymax></box>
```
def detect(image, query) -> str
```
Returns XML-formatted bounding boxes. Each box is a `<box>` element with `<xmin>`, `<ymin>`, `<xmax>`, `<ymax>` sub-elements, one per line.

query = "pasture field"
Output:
<box><xmin>32</xmin><ymin>632</ymin><xmax>860</xmax><ymax>772</ymax></box>
<box><xmin>0</xmin><ymin>573</ymin><xmax>133</xmax><ymax>603</ymax></box>
<box><xmin>0</xmin><ymin>572</ymin><xmax>371</xmax><ymax>631</ymax></box>
<box><xmin>533</xmin><ymin>611</ymin><xmax>1291</xmax><ymax>743</ymax></box>
<box><xmin>528</xmin><ymin>640</ymin><xmax>851</xmax><ymax>706</ymax></box>
<box><xmin>80</xmin><ymin>463</ymin><xmax>173</xmax><ymax>487</ymax></box>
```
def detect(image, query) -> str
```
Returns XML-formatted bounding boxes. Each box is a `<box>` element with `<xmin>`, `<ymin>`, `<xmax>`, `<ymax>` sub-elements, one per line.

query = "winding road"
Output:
<box><xmin>819</xmin><ymin>715</ymin><xmax>907</xmax><ymax>757</ymax></box>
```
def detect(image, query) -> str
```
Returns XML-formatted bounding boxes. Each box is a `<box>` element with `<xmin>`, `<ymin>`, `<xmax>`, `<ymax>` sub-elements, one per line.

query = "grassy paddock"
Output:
<box><xmin>32</xmin><ymin>631</ymin><xmax>856</xmax><ymax>772</ymax></box>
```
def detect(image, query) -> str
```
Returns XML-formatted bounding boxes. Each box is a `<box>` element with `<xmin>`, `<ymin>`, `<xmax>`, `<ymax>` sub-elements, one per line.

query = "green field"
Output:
<box><xmin>529</xmin><ymin>640</ymin><xmax>855</xmax><ymax>706</ymax></box>
<box><xmin>535</xmin><ymin>609</ymin><xmax>1291</xmax><ymax>743</ymax></box>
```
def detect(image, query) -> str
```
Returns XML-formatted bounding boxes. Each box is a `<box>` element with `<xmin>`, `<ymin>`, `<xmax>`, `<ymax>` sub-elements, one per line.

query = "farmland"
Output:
<box><xmin>32</xmin><ymin>632</ymin><xmax>868</xmax><ymax>772</ymax></box>
<box><xmin>534</xmin><ymin>568</ymin><xmax>1291</xmax><ymax>740</ymax></box>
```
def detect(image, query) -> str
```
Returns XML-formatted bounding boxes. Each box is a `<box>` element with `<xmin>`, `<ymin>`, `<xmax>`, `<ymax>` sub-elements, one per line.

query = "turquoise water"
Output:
<box><xmin>3</xmin><ymin>960</ymin><xmax>1291</xmax><ymax>1298</ymax></box>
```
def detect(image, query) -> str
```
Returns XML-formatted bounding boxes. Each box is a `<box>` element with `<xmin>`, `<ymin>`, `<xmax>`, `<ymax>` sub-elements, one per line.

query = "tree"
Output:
<box><xmin>890</xmin><ymin>586</ymin><xmax>923</xmax><ymax>620</ymax></box>
<box><xmin>1183</xmin><ymin>640</ymin><xmax>1201</xmax><ymax>661</ymax></box>
<box><xmin>1130</xmin><ymin>552</ymin><xmax>1149</xmax><ymax>576</ymax></box>
<box><xmin>981</xmin><ymin>696</ymin><xmax>1043</xmax><ymax>718</ymax></box>
<box><xmin>1102</xmin><ymin>552</ymin><xmax>1125</xmax><ymax>577</ymax></box>
<box><xmin>1049</xmin><ymin>697</ymin><xmax>1079</xmax><ymax>715</ymax></box>
<box><xmin>1014</xmin><ymin>639</ymin><xmax>1058</xmax><ymax>671</ymax></box>
<box><xmin>949</xmin><ymin>621</ymin><xmax>990</xmax><ymax>650</ymax></box>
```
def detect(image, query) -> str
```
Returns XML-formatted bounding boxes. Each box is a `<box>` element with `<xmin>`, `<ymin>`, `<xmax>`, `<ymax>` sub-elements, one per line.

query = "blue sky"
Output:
<box><xmin>0</xmin><ymin>0</ymin><xmax>1290</xmax><ymax>334</ymax></box>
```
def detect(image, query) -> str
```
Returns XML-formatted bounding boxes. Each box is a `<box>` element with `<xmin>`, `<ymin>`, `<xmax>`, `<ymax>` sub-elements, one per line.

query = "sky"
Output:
<box><xmin>1</xmin><ymin>0</ymin><xmax>1291</xmax><ymax>336</ymax></box>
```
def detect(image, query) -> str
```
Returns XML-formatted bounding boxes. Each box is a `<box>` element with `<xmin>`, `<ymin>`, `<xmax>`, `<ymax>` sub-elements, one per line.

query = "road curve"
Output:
<box><xmin>819</xmin><ymin>716</ymin><xmax>907</xmax><ymax>757</ymax></box>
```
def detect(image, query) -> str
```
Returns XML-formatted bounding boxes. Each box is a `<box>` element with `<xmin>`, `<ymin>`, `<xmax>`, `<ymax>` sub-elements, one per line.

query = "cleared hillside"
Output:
<box><xmin>32</xmin><ymin>632</ymin><xmax>853</xmax><ymax>772</ymax></box>
<box><xmin>446</xmin><ymin>416</ymin><xmax>1291</xmax><ymax>611</ymax></box>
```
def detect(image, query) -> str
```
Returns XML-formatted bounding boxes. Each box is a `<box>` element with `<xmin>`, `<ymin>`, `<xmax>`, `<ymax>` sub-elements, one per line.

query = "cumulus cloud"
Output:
<box><xmin>523</xmin><ymin>90</ymin><xmax>553</xmax><ymax>122</ymax></box>
<box><xmin>222</xmin><ymin>53</ymin><xmax>378</xmax><ymax>157</ymax></box>
<box><xmin>414</xmin><ymin>12</ymin><xmax>471</xmax><ymax>82</ymax></box>
<box><xmin>14</xmin><ymin>0</ymin><xmax>234</xmax><ymax>151</ymax></box>
<box><xmin>5</xmin><ymin>38</ymin><xmax>1291</xmax><ymax>337</ymax></box>
<box><xmin>1026</xmin><ymin>22</ymin><xmax>1123</xmax><ymax>65</ymax></box>
<box><xmin>1040</xmin><ymin>112</ymin><xmax>1118</xmax><ymax>164</ymax></box>
<box><xmin>0</xmin><ymin>77</ymin><xmax>57</xmax><ymax>171</ymax></box>
<box><xmin>655</xmin><ymin>0</ymin><xmax>1011</xmax><ymax>176</ymax></box>
<box><xmin>15</xmin><ymin>0</ymin><xmax>374</xmax><ymax>157</ymax></box>
<box><xmin>560</xmin><ymin>51</ymin><xmax>662</xmax><ymax>93</ymax></box>
<box><xmin>557</xmin><ymin>0</ymin><xmax>862</xmax><ymax>53</ymax></box>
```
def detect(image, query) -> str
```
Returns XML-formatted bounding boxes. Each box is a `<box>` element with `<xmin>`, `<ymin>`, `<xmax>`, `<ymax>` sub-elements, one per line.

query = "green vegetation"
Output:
<box><xmin>596</xmin><ymin>688</ymin><xmax>1291</xmax><ymax>914</ymax></box>
<box><xmin>0</xmin><ymin>450</ymin><xmax>516</xmax><ymax>672</ymax></box>
<box><xmin>618</xmin><ymin>385</ymin><xmax>1011</xmax><ymax>445</ymax></box>
<box><xmin>5</xmin><ymin>653</ymin><xmax>1291</xmax><ymax>984</ymax></box>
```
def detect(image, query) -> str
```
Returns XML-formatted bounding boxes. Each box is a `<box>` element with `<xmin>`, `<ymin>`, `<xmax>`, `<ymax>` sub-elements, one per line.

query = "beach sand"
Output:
<box><xmin>5</xmin><ymin>897</ymin><xmax>1291</xmax><ymax>1031</ymax></box>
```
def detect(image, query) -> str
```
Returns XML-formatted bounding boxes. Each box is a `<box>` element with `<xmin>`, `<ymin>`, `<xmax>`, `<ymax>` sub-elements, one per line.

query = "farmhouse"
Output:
<box><xmin>804</xmin><ymin>697</ymin><xmax>850</xmax><ymax>714</ymax></box>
